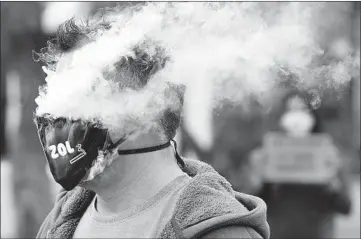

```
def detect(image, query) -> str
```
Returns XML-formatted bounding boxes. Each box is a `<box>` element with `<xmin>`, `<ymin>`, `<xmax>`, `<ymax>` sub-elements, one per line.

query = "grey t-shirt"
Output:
<box><xmin>73</xmin><ymin>174</ymin><xmax>190</xmax><ymax>238</ymax></box>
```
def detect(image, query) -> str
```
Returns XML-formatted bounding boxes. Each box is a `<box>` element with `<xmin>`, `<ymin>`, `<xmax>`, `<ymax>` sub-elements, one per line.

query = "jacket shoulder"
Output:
<box><xmin>36</xmin><ymin>187</ymin><xmax>95</xmax><ymax>238</ymax></box>
<box><xmin>201</xmin><ymin>226</ymin><xmax>262</xmax><ymax>239</ymax></box>
<box><xmin>36</xmin><ymin>188</ymin><xmax>69</xmax><ymax>238</ymax></box>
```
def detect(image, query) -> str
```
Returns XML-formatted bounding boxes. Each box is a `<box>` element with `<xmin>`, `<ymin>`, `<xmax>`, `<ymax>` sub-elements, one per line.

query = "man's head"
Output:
<box><xmin>34</xmin><ymin>8</ymin><xmax>185</xmax><ymax>190</ymax></box>
<box><xmin>34</xmin><ymin>15</ymin><xmax>184</xmax><ymax>142</ymax></box>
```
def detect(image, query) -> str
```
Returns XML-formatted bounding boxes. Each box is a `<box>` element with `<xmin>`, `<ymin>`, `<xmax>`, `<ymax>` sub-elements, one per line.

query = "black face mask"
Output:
<box><xmin>34</xmin><ymin>115</ymin><xmax>184</xmax><ymax>191</ymax></box>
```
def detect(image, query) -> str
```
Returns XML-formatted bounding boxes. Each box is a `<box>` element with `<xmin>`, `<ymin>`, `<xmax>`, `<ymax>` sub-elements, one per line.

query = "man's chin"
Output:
<box><xmin>77</xmin><ymin>171</ymin><xmax>93</xmax><ymax>188</ymax></box>
<box><xmin>77</xmin><ymin>171</ymin><xmax>102</xmax><ymax>190</ymax></box>
<box><xmin>77</xmin><ymin>180</ymin><xmax>88</xmax><ymax>188</ymax></box>
<box><xmin>77</xmin><ymin>179</ymin><xmax>97</xmax><ymax>191</ymax></box>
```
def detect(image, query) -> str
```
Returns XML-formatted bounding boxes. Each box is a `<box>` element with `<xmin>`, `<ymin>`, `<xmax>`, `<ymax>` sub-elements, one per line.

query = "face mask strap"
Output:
<box><xmin>104</xmin><ymin>132</ymin><xmax>128</xmax><ymax>152</ymax></box>
<box><xmin>117</xmin><ymin>141</ymin><xmax>171</xmax><ymax>155</ymax></box>
<box><xmin>170</xmin><ymin>139</ymin><xmax>186</xmax><ymax>169</ymax></box>
<box><xmin>116</xmin><ymin>139</ymin><xmax>185</xmax><ymax>169</ymax></box>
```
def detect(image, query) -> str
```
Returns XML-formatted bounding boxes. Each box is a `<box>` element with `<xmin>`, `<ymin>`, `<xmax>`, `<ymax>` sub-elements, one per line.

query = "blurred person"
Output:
<box><xmin>252</xmin><ymin>91</ymin><xmax>351</xmax><ymax>238</ymax></box>
<box><xmin>34</xmin><ymin>8</ymin><xmax>269</xmax><ymax>239</ymax></box>
<box><xmin>278</xmin><ymin>94</ymin><xmax>318</xmax><ymax>137</ymax></box>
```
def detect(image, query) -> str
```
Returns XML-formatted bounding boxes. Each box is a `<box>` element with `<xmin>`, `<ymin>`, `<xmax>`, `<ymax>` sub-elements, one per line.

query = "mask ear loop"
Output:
<box><xmin>103</xmin><ymin>131</ymin><xmax>134</xmax><ymax>153</ymax></box>
<box><xmin>102</xmin><ymin>131</ymin><xmax>185</xmax><ymax>169</ymax></box>
<box><xmin>170</xmin><ymin>139</ymin><xmax>185</xmax><ymax>169</ymax></box>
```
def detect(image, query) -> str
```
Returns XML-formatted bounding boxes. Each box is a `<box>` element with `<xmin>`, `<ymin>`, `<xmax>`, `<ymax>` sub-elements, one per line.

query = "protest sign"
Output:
<box><xmin>261</xmin><ymin>132</ymin><xmax>340</xmax><ymax>184</ymax></box>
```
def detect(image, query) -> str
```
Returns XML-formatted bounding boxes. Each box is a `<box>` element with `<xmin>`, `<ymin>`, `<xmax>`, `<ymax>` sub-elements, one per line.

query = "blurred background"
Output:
<box><xmin>0</xmin><ymin>2</ymin><xmax>359</xmax><ymax>238</ymax></box>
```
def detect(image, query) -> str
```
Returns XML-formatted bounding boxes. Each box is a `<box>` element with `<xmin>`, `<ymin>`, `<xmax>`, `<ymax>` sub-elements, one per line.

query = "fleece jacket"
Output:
<box><xmin>36</xmin><ymin>158</ymin><xmax>270</xmax><ymax>239</ymax></box>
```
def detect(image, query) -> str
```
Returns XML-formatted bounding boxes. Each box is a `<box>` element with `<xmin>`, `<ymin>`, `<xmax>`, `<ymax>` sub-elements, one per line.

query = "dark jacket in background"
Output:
<box><xmin>259</xmin><ymin>175</ymin><xmax>351</xmax><ymax>238</ymax></box>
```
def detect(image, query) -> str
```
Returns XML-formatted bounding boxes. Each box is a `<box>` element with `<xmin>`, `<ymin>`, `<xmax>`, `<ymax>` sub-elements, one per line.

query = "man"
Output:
<box><xmin>34</xmin><ymin>7</ymin><xmax>269</xmax><ymax>239</ymax></box>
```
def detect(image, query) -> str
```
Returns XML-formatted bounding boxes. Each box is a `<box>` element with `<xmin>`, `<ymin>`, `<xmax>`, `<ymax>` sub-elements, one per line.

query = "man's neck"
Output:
<box><xmin>86</xmin><ymin>142</ymin><xmax>185</xmax><ymax>217</ymax></box>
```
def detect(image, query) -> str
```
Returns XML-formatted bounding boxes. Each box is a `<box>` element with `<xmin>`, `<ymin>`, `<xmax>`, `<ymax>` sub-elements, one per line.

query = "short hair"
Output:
<box><xmin>33</xmin><ymin>7</ymin><xmax>184</xmax><ymax>140</ymax></box>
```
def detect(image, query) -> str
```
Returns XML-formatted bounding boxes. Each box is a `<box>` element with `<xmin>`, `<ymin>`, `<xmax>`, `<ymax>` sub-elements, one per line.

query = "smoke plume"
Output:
<box><xmin>35</xmin><ymin>2</ymin><xmax>360</xmax><ymax>137</ymax></box>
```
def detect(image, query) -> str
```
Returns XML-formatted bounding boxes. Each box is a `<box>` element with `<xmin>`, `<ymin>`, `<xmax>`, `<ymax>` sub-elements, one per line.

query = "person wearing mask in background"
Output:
<box><xmin>251</xmin><ymin>91</ymin><xmax>351</xmax><ymax>238</ymax></box>
<box><xmin>34</xmin><ymin>7</ymin><xmax>269</xmax><ymax>239</ymax></box>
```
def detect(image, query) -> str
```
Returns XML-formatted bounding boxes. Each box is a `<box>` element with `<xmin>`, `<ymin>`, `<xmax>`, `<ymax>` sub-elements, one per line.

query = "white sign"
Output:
<box><xmin>261</xmin><ymin>132</ymin><xmax>340</xmax><ymax>184</ymax></box>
